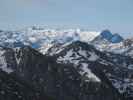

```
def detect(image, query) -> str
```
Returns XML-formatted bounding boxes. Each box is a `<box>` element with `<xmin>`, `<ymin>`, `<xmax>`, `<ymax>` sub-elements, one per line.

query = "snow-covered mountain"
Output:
<box><xmin>0</xmin><ymin>46</ymin><xmax>123</xmax><ymax>100</ymax></box>
<box><xmin>0</xmin><ymin>27</ymin><xmax>133</xmax><ymax>100</ymax></box>
<box><xmin>91</xmin><ymin>30</ymin><xmax>124</xmax><ymax>51</ymax></box>
<box><xmin>99</xmin><ymin>30</ymin><xmax>123</xmax><ymax>43</ymax></box>
<box><xmin>0</xmin><ymin>27</ymin><xmax>133</xmax><ymax>57</ymax></box>
<box><xmin>47</xmin><ymin>41</ymin><xmax>133</xmax><ymax>99</ymax></box>
<box><xmin>2</xmin><ymin>28</ymin><xmax>96</xmax><ymax>43</ymax></box>
<box><xmin>0</xmin><ymin>27</ymin><xmax>100</xmax><ymax>54</ymax></box>
<box><xmin>91</xmin><ymin>34</ymin><xmax>133</xmax><ymax>57</ymax></box>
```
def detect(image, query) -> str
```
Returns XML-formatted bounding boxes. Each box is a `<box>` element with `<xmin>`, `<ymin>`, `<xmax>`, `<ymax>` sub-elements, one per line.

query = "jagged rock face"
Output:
<box><xmin>0</xmin><ymin>46</ymin><xmax>123</xmax><ymax>100</ymax></box>
<box><xmin>47</xmin><ymin>41</ymin><xmax>133</xmax><ymax>99</ymax></box>
<box><xmin>48</xmin><ymin>41</ymin><xmax>133</xmax><ymax>68</ymax></box>
<box><xmin>120</xmin><ymin>39</ymin><xmax>133</xmax><ymax>57</ymax></box>
<box><xmin>124</xmin><ymin>38</ymin><xmax>133</xmax><ymax>47</ymax></box>
<box><xmin>103</xmin><ymin>37</ymin><xmax>133</xmax><ymax>58</ymax></box>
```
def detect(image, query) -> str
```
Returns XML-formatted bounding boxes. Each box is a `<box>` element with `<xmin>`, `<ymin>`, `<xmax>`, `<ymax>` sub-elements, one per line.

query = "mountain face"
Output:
<box><xmin>0</xmin><ymin>45</ymin><xmax>126</xmax><ymax>100</ymax></box>
<box><xmin>47</xmin><ymin>41</ymin><xmax>133</xmax><ymax>100</ymax></box>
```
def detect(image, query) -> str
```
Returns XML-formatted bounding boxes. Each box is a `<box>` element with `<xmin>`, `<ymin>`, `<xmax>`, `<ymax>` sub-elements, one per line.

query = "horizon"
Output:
<box><xmin>0</xmin><ymin>25</ymin><xmax>131</xmax><ymax>38</ymax></box>
<box><xmin>0</xmin><ymin>0</ymin><xmax>133</xmax><ymax>37</ymax></box>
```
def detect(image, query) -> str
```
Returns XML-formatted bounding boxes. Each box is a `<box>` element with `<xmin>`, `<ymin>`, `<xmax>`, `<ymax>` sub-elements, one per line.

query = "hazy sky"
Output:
<box><xmin>0</xmin><ymin>0</ymin><xmax>133</xmax><ymax>35</ymax></box>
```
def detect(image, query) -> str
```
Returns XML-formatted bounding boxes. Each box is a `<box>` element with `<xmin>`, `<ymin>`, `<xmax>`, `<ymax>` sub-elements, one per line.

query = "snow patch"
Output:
<box><xmin>78</xmin><ymin>49</ymin><xmax>87</xmax><ymax>58</ymax></box>
<box><xmin>29</xmin><ymin>37</ymin><xmax>37</xmax><ymax>43</ymax></box>
<box><xmin>88</xmin><ymin>52</ymin><xmax>99</xmax><ymax>61</ymax></box>
<box><xmin>0</xmin><ymin>50</ymin><xmax>13</xmax><ymax>73</ymax></box>
<box><xmin>58</xmin><ymin>49</ymin><xmax>74</xmax><ymax>63</ymax></box>
<box><xmin>14</xmin><ymin>48</ymin><xmax>22</xmax><ymax>65</ymax></box>
<box><xmin>79</xmin><ymin>31</ymin><xmax>100</xmax><ymax>42</ymax></box>
<box><xmin>80</xmin><ymin>63</ymin><xmax>101</xmax><ymax>82</ymax></box>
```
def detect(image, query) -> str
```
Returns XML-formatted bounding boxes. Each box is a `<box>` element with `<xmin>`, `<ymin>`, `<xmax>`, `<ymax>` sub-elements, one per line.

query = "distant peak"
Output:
<box><xmin>100</xmin><ymin>29</ymin><xmax>113</xmax><ymax>40</ymax></box>
<box><xmin>100</xmin><ymin>30</ymin><xmax>123</xmax><ymax>43</ymax></box>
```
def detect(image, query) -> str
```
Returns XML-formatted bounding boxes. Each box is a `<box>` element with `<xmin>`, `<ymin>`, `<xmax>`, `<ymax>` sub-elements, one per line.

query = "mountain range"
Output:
<box><xmin>0</xmin><ymin>27</ymin><xmax>133</xmax><ymax>100</ymax></box>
